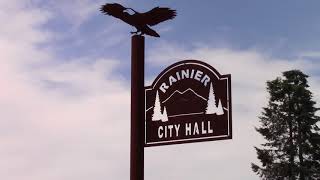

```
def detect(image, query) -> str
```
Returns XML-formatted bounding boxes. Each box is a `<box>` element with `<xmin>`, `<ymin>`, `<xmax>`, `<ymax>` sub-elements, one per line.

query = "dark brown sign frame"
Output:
<box><xmin>145</xmin><ymin>60</ymin><xmax>232</xmax><ymax>147</ymax></box>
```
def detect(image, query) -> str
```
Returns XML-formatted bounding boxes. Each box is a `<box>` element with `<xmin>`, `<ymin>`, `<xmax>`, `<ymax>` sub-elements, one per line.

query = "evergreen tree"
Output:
<box><xmin>206</xmin><ymin>83</ymin><xmax>217</xmax><ymax>114</ymax></box>
<box><xmin>152</xmin><ymin>91</ymin><xmax>162</xmax><ymax>121</ymax></box>
<box><xmin>252</xmin><ymin>70</ymin><xmax>320</xmax><ymax>180</ymax></box>
<box><xmin>162</xmin><ymin>106</ymin><xmax>168</xmax><ymax>122</ymax></box>
<box><xmin>216</xmin><ymin>99</ymin><xmax>224</xmax><ymax>115</ymax></box>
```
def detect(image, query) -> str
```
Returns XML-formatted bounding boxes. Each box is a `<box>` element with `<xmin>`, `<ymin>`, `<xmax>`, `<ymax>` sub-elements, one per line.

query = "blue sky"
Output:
<box><xmin>0</xmin><ymin>1</ymin><xmax>319</xmax><ymax>180</ymax></box>
<box><xmin>39</xmin><ymin>0</ymin><xmax>320</xmax><ymax>77</ymax></box>
<box><xmin>47</xmin><ymin>1</ymin><xmax>320</xmax><ymax>55</ymax></box>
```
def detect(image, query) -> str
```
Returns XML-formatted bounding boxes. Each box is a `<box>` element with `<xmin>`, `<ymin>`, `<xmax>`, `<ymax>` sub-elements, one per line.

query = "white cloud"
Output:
<box><xmin>0</xmin><ymin>1</ymin><xmax>130</xmax><ymax>180</ymax></box>
<box><xmin>299</xmin><ymin>51</ymin><xmax>320</xmax><ymax>59</ymax></box>
<box><xmin>36</xmin><ymin>0</ymin><xmax>128</xmax><ymax>28</ymax></box>
<box><xmin>35</xmin><ymin>0</ymin><xmax>100</xmax><ymax>27</ymax></box>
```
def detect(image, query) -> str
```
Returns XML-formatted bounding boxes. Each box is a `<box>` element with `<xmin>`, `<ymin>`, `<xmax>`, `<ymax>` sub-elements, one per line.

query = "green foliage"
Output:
<box><xmin>252</xmin><ymin>70</ymin><xmax>320</xmax><ymax>180</ymax></box>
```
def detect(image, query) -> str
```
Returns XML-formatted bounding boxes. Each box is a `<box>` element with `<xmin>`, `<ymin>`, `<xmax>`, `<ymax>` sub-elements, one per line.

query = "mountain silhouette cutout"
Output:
<box><xmin>162</xmin><ymin>88</ymin><xmax>207</xmax><ymax>116</ymax></box>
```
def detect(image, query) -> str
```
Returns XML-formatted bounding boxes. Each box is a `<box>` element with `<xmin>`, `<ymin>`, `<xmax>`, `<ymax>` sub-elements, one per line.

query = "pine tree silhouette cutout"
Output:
<box><xmin>161</xmin><ymin>106</ymin><xmax>169</xmax><ymax>122</ymax></box>
<box><xmin>152</xmin><ymin>90</ymin><xmax>162</xmax><ymax>121</ymax></box>
<box><xmin>216</xmin><ymin>99</ymin><xmax>224</xmax><ymax>115</ymax></box>
<box><xmin>205</xmin><ymin>83</ymin><xmax>217</xmax><ymax>114</ymax></box>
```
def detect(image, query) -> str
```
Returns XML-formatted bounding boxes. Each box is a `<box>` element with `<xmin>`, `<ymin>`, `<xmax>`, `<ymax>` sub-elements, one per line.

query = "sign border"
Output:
<box><xmin>144</xmin><ymin>60</ymin><xmax>232</xmax><ymax>147</ymax></box>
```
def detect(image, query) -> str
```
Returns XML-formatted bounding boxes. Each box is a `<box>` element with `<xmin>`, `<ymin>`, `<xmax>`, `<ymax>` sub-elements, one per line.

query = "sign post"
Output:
<box><xmin>131</xmin><ymin>35</ymin><xmax>145</xmax><ymax>180</ymax></box>
<box><xmin>101</xmin><ymin>3</ymin><xmax>175</xmax><ymax>179</ymax></box>
<box><xmin>100</xmin><ymin>3</ymin><xmax>232</xmax><ymax>179</ymax></box>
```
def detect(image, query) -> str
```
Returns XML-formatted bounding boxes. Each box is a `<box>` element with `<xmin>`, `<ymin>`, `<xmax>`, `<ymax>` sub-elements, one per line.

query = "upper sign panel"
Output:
<box><xmin>145</xmin><ymin>60</ymin><xmax>232</xmax><ymax>147</ymax></box>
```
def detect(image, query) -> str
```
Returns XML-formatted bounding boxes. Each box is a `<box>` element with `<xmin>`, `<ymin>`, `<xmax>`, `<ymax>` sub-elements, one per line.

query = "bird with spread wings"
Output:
<box><xmin>100</xmin><ymin>3</ymin><xmax>176</xmax><ymax>37</ymax></box>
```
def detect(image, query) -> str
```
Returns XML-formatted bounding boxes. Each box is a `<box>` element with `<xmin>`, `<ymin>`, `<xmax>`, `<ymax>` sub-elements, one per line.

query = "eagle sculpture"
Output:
<box><xmin>100</xmin><ymin>3</ymin><xmax>176</xmax><ymax>37</ymax></box>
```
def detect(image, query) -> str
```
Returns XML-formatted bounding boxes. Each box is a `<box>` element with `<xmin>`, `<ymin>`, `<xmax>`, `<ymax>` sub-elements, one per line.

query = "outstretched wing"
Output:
<box><xmin>100</xmin><ymin>3</ymin><xmax>126</xmax><ymax>19</ymax></box>
<box><xmin>141</xmin><ymin>7</ymin><xmax>176</xmax><ymax>26</ymax></box>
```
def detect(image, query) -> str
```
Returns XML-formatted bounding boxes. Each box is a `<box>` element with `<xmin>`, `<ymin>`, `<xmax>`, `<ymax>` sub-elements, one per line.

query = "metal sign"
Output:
<box><xmin>145</xmin><ymin>60</ymin><xmax>232</xmax><ymax>146</ymax></box>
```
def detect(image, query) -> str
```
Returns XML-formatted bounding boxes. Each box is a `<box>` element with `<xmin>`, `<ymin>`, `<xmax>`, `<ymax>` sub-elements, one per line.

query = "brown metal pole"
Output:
<box><xmin>131</xmin><ymin>35</ymin><xmax>145</xmax><ymax>180</ymax></box>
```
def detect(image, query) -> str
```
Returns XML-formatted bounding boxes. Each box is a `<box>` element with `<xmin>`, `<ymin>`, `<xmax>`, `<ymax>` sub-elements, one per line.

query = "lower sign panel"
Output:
<box><xmin>145</xmin><ymin>60</ymin><xmax>232</xmax><ymax>147</ymax></box>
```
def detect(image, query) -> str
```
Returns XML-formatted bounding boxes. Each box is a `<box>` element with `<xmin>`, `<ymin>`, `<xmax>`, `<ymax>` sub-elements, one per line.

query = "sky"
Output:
<box><xmin>0</xmin><ymin>0</ymin><xmax>319</xmax><ymax>180</ymax></box>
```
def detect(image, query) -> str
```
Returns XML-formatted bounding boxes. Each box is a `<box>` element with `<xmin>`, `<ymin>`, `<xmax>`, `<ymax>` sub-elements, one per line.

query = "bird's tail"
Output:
<box><xmin>143</xmin><ymin>26</ymin><xmax>160</xmax><ymax>37</ymax></box>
